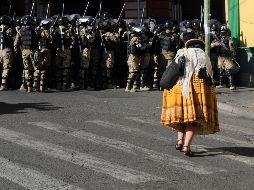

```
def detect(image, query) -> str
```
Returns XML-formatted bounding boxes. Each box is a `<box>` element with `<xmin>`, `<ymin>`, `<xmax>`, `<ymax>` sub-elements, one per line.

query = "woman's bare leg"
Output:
<box><xmin>175</xmin><ymin>124</ymin><xmax>186</xmax><ymax>150</ymax></box>
<box><xmin>183</xmin><ymin>123</ymin><xmax>196</xmax><ymax>154</ymax></box>
<box><xmin>177</xmin><ymin>125</ymin><xmax>186</xmax><ymax>145</ymax></box>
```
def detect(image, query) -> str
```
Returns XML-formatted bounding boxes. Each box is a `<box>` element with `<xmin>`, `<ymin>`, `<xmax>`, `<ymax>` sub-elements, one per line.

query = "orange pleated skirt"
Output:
<box><xmin>160</xmin><ymin>74</ymin><xmax>220</xmax><ymax>135</ymax></box>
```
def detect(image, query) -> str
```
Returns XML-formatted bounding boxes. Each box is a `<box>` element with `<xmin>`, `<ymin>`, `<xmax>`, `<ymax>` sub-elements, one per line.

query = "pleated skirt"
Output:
<box><xmin>160</xmin><ymin>74</ymin><xmax>220</xmax><ymax>135</ymax></box>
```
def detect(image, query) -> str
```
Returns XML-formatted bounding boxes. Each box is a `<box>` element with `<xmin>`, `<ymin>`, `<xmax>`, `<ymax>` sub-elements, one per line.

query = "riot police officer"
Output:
<box><xmin>14</xmin><ymin>15</ymin><xmax>38</xmax><ymax>92</ymax></box>
<box><xmin>98</xmin><ymin>15</ymin><xmax>119</xmax><ymax>89</ymax></box>
<box><xmin>151</xmin><ymin>24</ymin><xmax>162</xmax><ymax>90</ymax></box>
<box><xmin>78</xmin><ymin>16</ymin><xmax>94</xmax><ymax>89</ymax></box>
<box><xmin>32</xmin><ymin>18</ymin><xmax>52</xmax><ymax>92</ymax></box>
<box><xmin>52</xmin><ymin>16</ymin><xmax>75</xmax><ymax>91</ymax></box>
<box><xmin>211</xmin><ymin>24</ymin><xmax>239</xmax><ymax>90</ymax></box>
<box><xmin>180</xmin><ymin>20</ymin><xmax>198</xmax><ymax>44</ymax></box>
<box><xmin>0</xmin><ymin>15</ymin><xmax>14</xmax><ymax>91</ymax></box>
<box><xmin>125</xmin><ymin>29</ymin><xmax>143</xmax><ymax>92</ymax></box>
<box><xmin>159</xmin><ymin>20</ymin><xmax>177</xmax><ymax>68</ymax></box>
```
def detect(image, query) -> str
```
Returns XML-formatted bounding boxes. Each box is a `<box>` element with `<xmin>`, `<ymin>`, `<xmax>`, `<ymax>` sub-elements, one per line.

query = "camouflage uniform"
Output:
<box><xmin>100</xmin><ymin>30</ymin><xmax>119</xmax><ymax>89</ymax></box>
<box><xmin>125</xmin><ymin>34</ymin><xmax>142</xmax><ymax>92</ymax></box>
<box><xmin>79</xmin><ymin>26</ymin><xmax>94</xmax><ymax>89</ymax></box>
<box><xmin>0</xmin><ymin>17</ymin><xmax>14</xmax><ymax>91</ymax></box>
<box><xmin>14</xmin><ymin>15</ymin><xmax>38</xmax><ymax>92</ymax></box>
<box><xmin>53</xmin><ymin>18</ymin><xmax>75</xmax><ymax>90</ymax></box>
<box><xmin>33</xmin><ymin>26</ymin><xmax>51</xmax><ymax>92</ymax></box>
<box><xmin>211</xmin><ymin>24</ymin><xmax>239</xmax><ymax>90</ymax></box>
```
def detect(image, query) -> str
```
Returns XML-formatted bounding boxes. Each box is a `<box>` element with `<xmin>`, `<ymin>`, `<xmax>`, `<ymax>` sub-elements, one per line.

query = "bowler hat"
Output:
<box><xmin>185</xmin><ymin>39</ymin><xmax>205</xmax><ymax>49</ymax></box>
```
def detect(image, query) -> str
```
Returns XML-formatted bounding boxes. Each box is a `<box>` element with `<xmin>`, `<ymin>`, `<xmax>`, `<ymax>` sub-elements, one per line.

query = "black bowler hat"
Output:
<box><xmin>185</xmin><ymin>39</ymin><xmax>205</xmax><ymax>49</ymax></box>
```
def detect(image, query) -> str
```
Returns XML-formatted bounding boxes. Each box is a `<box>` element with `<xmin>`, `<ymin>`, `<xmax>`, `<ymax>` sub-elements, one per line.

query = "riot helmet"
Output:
<box><xmin>118</xmin><ymin>19</ymin><xmax>127</xmax><ymax>29</ymax></box>
<box><xmin>154</xmin><ymin>24</ymin><xmax>164</xmax><ymax>34</ymax></box>
<box><xmin>184</xmin><ymin>20</ymin><xmax>193</xmax><ymax>29</ymax></box>
<box><xmin>58</xmin><ymin>16</ymin><xmax>69</xmax><ymax>27</ymax></box>
<box><xmin>101</xmin><ymin>12</ymin><xmax>112</xmax><ymax>21</ymax></box>
<box><xmin>0</xmin><ymin>15</ymin><xmax>11</xmax><ymax>25</ymax></box>
<box><xmin>172</xmin><ymin>25</ymin><xmax>180</xmax><ymax>34</ymax></box>
<box><xmin>22</xmin><ymin>15</ymin><xmax>34</xmax><ymax>26</ymax></box>
<box><xmin>78</xmin><ymin>16</ymin><xmax>94</xmax><ymax>26</ymax></box>
<box><xmin>210</xmin><ymin>23</ymin><xmax>218</xmax><ymax>32</ymax></box>
<box><xmin>98</xmin><ymin>20</ymin><xmax>111</xmax><ymax>31</ymax></box>
<box><xmin>40</xmin><ymin>18</ymin><xmax>53</xmax><ymax>29</ymax></box>
<box><xmin>164</xmin><ymin>20</ymin><xmax>173</xmax><ymax>30</ymax></box>
<box><xmin>132</xmin><ymin>25</ymin><xmax>145</xmax><ymax>34</ymax></box>
<box><xmin>127</xmin><ymin>22</ymin><xmax>135</xmax><ymax>30</ymax></box>
<box><xmin>192</xmin><ymin>19</ymin><xmax>200</xmax><ymax>30</ymax></box>
<box><xmin>34</xmin><ymin>17</ymin><xmax>43</xmax><ymax>26</ymax></box>
<box><xmin>14</xmin><ymin>17</ymin><xmax>22</xmax><ymax>27</ymax></box>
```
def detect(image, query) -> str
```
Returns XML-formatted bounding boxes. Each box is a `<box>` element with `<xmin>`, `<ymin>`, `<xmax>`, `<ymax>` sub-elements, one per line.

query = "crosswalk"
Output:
<box><xmin>0</xmin><ymin>116</ymin><xmax>253</xmax><ymax>189</ymax></box>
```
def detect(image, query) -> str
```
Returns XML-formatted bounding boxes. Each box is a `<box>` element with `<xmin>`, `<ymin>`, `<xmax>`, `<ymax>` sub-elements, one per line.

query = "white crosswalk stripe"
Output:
<box><xmin>0</xmin><ymin>157</ymin><xmax>83</xmax><ymax>190</ymax></box>
<box><xmin>28</xmin><ymin>121</ymin><xmax>226</xmax><ymax>175</ymax></box>
<box><xmin>0</xmin><ymin>127</ymin><xmax>165</xmax><ymax>184</ymax></box>
<box><xmin>86</xmin><ymin>120</ymin><xmax>169</xmax><ymax>141</ymax></box>
<box><xmin>92</xmin><ymin>118</ymin><xmax>254</xmax><ymax>166</ymax></box>
<box><xmin>125</xmin><ymin>116</ymin><xmax>254</xmax><ymax>146</ymax></box>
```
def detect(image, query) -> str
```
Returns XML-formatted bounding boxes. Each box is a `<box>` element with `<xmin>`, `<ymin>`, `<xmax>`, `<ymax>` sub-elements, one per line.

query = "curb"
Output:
<box><xmin>217</xmin><ymin>102</ymin><xmax>254</xmax><ymax>120</ymax></box>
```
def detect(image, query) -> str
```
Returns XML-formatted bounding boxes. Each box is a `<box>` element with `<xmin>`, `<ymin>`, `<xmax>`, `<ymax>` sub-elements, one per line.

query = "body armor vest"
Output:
<box><xmin>219</xmin><ymin>36</ymin><xmax>230</xmax><ymax>56</ymax></box>
<box><xmin>129</xmin><ymin>44</ymin><xmax>141</xmax><ymax>56</ymax></box>
<box><xmin>160</xmin><ymin>32</ymin><xmax>176</xmax><ymax>52</ymax></box>
<box><xmin>0</xmin><ymin>28</ymin><xmax>13</xmax><ymax>50</ymax></box>
<box><xmin>21</xmin><ymin>27</ymin><xmax>37</xmax><ymax>49</ymax></box>
<box><xmin>128</xmin><ymin>35</ymin><xmax>141</xmax><ymax>56</ymax></box>
<box><xmin>90</xmin><ymin>32</ymin><xmax>101</xmax><ymax>49</ymax></box>
<box><xmin>38</xmin><ymin>30</ymin><xmax>51</xmax><ymax>49</ymax></box>
<box><xmin>55</xmin><ymin>32</ymin><xmax>71</xmax><ymax>49</ymax></box>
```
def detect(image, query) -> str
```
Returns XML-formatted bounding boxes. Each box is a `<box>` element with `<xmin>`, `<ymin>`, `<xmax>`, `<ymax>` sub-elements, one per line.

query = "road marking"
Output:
<box><xmin>0</xmin><ymin>127</ymin><xmax>164</xmax><ymax>184</ymax></box>
<box><xmin>0</xmin><ymin>156</ymin><xmax>83</xmax><ymax>190</ymax></box>
<box><xmin>86</xmin><ymin>120</ymin><xmax>169</xmax><ymax>141</ymax></box>
<box><xmin>207</xmin><ymin>135</ymin><xmax>254</xmax><ymax>147</ymax></box>
<box><xmin>86</xmin><ymin>120</ymin><xmax>254</xmax><ymax>167</ymax></box>
<box><xmin>124</xmin><ymin>117</ymin><xmax>254</xmax><ymax>146</ymax></box>
<box><xmin>125</xmin><ymin>116</ymin><xmax>159</xmax><ymax>126</ymax></box>
<box><xmin>220</xmin><ymin>123</ymin><xmax>254</xmax><ymax>135</ymax></box>
<box><xmin>28</xmin><ymin>122</ymin><xmax>226</xmax><ymax>175</ymax></box>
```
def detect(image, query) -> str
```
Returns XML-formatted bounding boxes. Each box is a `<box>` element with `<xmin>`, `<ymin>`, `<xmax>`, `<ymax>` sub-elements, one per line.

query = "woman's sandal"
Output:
<box><xmin>183</xmin><ymin>146</ymin><xmax>193</xmax><ymax>157</ymax></box>
<box><xmin>175</xmin><ymin>139</ymin><xmax>183</xmax><ymax>151</ymax></box>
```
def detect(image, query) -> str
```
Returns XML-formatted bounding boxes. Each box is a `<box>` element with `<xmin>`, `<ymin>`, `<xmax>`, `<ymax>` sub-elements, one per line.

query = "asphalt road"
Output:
<box><xmin>0</xmin><ymin>89</ymin><xmax>253</xmax><ymax>190</ymax></box>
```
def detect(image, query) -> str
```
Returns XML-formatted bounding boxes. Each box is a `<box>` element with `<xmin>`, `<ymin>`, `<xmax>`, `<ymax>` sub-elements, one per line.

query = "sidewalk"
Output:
<box><xmin>216</xmin><ymin>87</ymin><xmax>254</xmax><ymax>120</ymax></box>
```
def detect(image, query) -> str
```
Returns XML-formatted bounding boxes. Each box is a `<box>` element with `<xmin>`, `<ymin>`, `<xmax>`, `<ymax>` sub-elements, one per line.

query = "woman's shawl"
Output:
<box><xmin>174</xmin><ymin>48</ymin><xmax>213</xmax><ymax>98</ymax></box>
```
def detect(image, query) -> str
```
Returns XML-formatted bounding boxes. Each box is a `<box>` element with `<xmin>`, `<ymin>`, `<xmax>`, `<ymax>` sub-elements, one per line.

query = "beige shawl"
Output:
<box><xmin>174</xmin><ymin>48</ymin><xmax>213</xmax><ymax>99</ymax></box>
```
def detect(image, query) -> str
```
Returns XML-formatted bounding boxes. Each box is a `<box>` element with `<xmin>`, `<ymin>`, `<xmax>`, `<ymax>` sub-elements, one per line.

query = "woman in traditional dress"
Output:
<box><xmin>160</xmin><ymin>39</ymin><xmax>220</xmax><ymax>156</ymax></box>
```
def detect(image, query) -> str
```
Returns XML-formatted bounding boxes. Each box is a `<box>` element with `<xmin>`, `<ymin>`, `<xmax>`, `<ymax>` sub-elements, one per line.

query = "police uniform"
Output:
<box><xmin>150</xmin><ymin>29</ymin><xmax>162</xmax><ymax>90</ymax></box>
<box><xmin>53</xmin><ymin>17</ymin><xmax>75</xmax><ymax>90</ymax></box>
<box><xmin>33</xmin><ymin>22</ymin><xmax>51</xmax><ymax>92</ymax></box>
<box><xmin>0</xmin><ymin>16</ymin><xmax>14</xmax><ymax>91</ymax></box>
<box><xmin>211</xmin><ymin>24</ymin><xmax>239</xmax><ymax>90</ymax></box>
<box><xmin>79</xmin><ymin>25</ymin><xmax>94</xmax><ymax>89</ymax></box>
<box><xmin>139</xmin><ymin>28</ymin><xmax>153</xmax><ymax>91</ymax></box>
<box><xmin>14</xmin><ymin>15</ymin><xmax>38</xmax><ymax>92</ymax></box>
<box><xmin>125</xmin><ymin>34</ymin><xmax>142</xmax><ymax>92</ymax></box>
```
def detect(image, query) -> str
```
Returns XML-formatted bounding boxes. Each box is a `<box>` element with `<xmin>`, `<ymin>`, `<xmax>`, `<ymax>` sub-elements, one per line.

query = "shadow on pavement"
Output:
<box><xmin>0</xmin><ymin>102</ymin><xmax>63</xmax><ymax>115</ymax></box>
<box><xmin>192</xmin><ymin>147</ymin><xmax>254</xmax><ymax>157</ymax></box>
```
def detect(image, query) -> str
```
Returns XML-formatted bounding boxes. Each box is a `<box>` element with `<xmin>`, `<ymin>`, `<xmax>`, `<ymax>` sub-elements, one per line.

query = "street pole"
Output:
<box><xmin>204</xmin><ymin>0</ymin><xmax>210</xmax><ymax>56</ymax></box>
<box><xmin>137</xmin><ymin>0</ymin><xmax>140</xmax><ymax>22</ymax></box>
